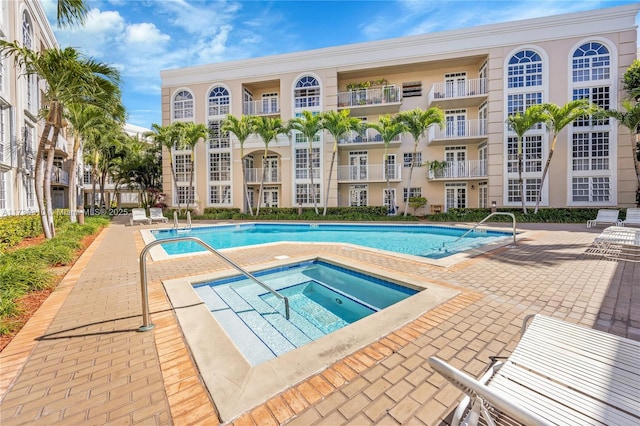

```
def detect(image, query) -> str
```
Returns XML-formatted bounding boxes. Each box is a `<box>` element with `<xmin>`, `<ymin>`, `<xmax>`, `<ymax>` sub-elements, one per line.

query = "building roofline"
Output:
<box><xmin>161</xmin><ymin>3</ymin><xmax>639</xmax><ymax>87</ymax></box>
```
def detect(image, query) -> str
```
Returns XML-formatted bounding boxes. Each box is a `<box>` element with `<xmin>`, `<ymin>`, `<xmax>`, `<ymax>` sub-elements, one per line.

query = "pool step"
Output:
<box><xmin>194</xmin><ymin>282</ymin><xmax>328</xmax><ymax>365</ymax></box>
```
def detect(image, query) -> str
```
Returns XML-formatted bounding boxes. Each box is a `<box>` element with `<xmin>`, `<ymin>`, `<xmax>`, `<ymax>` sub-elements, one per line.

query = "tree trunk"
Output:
<box><xmin>240</xmin><ymin>153</ymin><xmax>253</xmax><ymax>215</ymax></box>
<box><xmin>403</xmin><ymin>144</ymin><xmax>418</xmax><ymax>217</ymax></box>
<box><xmin>517</xmin><ymin>152</ymin><xmax>527</xmax><ymax>214</ymax></box>
<box><xmin>534</xmin><ymin>148</ymin><xmax>555</xmax><ymax>214</ymax></box>
<box><xmin>308</xmin><ymin>145</ymin><xmax>318</xmax><ymax>215</ymax></box>
<box><xmin>34</xmin><ymin>123</ymin><xmax>52</xmax><ymax>239</ymax></box>
<box><xmin>68</xmin><ymin>133</ymin><xmax>81</xmax><ymax>223</ymax></box>
<box><xmin>44</xmin><ymin>128</ymin><xmax>59</xmax><ymax>237</ymax></box>
<box><xmin>185</xmin><ymin>151</ymin><xmax>194</xmax><ymax>214</ymax></box>
<box><xmin>256</xmin><ymin>151</ymin><xmax>268</xmax><ymax>216</ymax></box>
<box><xmin>323</xmin><ymin>148</ymin><xmax>337</xmax><ymax>216</ymax></box>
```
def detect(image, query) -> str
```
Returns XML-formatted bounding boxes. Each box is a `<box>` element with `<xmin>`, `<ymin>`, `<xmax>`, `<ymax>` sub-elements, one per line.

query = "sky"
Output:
<box><xmin>42</xmin><ymin>0</ymin><xmax>639</xmax><ymax>130</ymax></box>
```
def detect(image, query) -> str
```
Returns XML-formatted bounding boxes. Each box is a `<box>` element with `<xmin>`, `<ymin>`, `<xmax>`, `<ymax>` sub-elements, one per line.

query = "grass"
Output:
<box><xmin>0</xmin><ymin>216</ymin><xmax>110</xmax><ymax>335</ymax></box>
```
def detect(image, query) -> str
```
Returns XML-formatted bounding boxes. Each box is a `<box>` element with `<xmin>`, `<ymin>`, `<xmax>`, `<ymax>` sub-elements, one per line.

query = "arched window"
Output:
<box><xmin>208</xmin><ymin>86</ymin><xmax>230</xmax><ymax>116</ymax></box>
<box><xmin>294</xmin><ymin>76</ymin><xmax>320</xmax><ymax>109</ymax></box>
<box><xmin>507</xmin><ymin>50</ymin><xmax>542</xmax><ymax>89</ymax></box>
<box><xmin>572</xmin><ymin>42</ymin><xmax>610</xmax><ymax>82</ymax></box>
<box><xmin>173</xmin><ymin>90</ymin><xmax>193</xmax><ymax>119</ymax></box>
<box><xmin>22</xmin><ymin>10</ymin><xmax>32</xmax><ymax>48</ymax></box>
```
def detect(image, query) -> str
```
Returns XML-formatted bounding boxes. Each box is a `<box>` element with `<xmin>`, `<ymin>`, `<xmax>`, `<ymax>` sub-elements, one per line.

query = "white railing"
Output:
<box><xmin>428</xmin><ymin>78</ymin><xmax>487</xmax><ymax>104</ymax></box>
<box><xmin>337</xmin><ymin>85</ymin><xmax>401</xmax><ymax>108</ymax></box>
<box><xmin>243</xmin><ymin>98</ymin><xmax>280</xmax><ymax>116</ymax></box>
<box><xmin>429</xmin><ymin>119</ymin><xmax>487</xmax><ymax>140</ymax></box>
<box><xmin>428</xmin><ymin>160</ymin><xmax>488</xmax><ymax>179</ymax></box>
<box><xmin>245</xmin><ymin>168</ymin><xmax>281</xmax><ymax>183</ymax></box>
<box><xmin>337</xmin><ymin>164</ymin><xmax>402</xmax><ymax>182</ymax></box>
<box><xmin>339</xmin><ymin>128</ymin><xmax>402</xmax><ymax>144</ymax></box>
<box><xmin>51</xmin><ymin>167</ymin><xmax>69</xmax><ymax>185</ymax></box>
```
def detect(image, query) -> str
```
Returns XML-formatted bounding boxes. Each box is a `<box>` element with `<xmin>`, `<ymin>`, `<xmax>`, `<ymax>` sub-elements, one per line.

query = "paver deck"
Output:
<box><xmin>1</xmin><ymin>216</ymin><xmax>638</xmax><ymax>425</ymax></box>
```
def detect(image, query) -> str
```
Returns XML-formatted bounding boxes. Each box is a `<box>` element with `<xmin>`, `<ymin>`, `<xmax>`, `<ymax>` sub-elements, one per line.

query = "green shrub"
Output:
<box><xmin>193</xmin><ymin>206</ymin><xmax>417</xmax><ymax>222</ymax></box>
<box><xmin>428</xmin><ymin>207</ymin><xmax>603</xmax><ymax>223</ymax></box>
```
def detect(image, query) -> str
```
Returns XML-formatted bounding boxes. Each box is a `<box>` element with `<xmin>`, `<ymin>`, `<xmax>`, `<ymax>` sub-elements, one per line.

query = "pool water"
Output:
<box><xmin>152</xmin><ymin>223</ymin><xmax>511</xmax><ymax>258</ymax></box>
<box><xmin>193</xmin><ymin>260</ymin><xmax>417</xmax><ymax>365</ymax></box>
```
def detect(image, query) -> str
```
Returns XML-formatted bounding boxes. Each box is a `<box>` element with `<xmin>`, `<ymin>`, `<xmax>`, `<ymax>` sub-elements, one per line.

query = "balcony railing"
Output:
<box><xmin>429</xmin><ymin>119</ymin><xmax>487</xmax><ymax>140</ymax></box>
<box><xmin>339</xmin><ymin>129</ymin><xmax>402</xmax><ymax>145</ymax></box>
<box><xmin>428</xmin><ymin>160</ymin><xmax>488</xmax><ymax>179</ymax></box>
<box><xmin>337</xmin><ymin>164</ymin><xmax>402</xmax><ymax>182</ymax></box>
<box><xmin>244</xmin><ymin>98</ymin><xmax>280</xmax><ymax>116</ymax></box>
<box><xmin>51</xmin><ymin>167</ymin><xmax>69</xmax><ymax>185</ymax></box>
<box><xmin>427</xmin><ymin>78</ymin><xmax>487</xmax><ymax>104</ymax></box>
<box><xmin>245</xmin><ymin>168</ymin><xmax>281</xmax><ymax>183</ymax></box>
<box><xmin>337</xmin><ymin>85</ymin><xmax>401</xmax><ymax>108</ymax></box>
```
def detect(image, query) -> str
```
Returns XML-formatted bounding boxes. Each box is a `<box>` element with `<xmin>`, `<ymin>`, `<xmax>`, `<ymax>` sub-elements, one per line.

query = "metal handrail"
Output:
<box><xmin>173</xmin><ymin>211</ymin><xmax>178</xmax><ymax>229</ymax></box>
<box><xmin>448</xmin><ymin>212</ymin><xmax>517</xmax><ymax>248</ymax></box>
<box><xmin>138</xmin><ymin>236</ymin><xmax>290</xmax><ymax>331</ymax></box>
<box><xmin>186</xmin><ymin>211</ymin><xmax>192</xmax><ymax>230</ymax></box>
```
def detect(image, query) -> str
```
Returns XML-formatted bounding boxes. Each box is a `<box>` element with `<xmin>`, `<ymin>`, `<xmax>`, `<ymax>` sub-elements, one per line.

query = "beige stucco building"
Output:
<box><xmin>160</xmin><ymin>4</ymin><xmax>640</xmax><ymax>215</ymax></box>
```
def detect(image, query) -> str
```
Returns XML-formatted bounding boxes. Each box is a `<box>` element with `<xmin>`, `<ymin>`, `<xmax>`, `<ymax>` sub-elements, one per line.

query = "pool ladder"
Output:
<box><xmin>441</xmin><ymin>212</ymin><xmax>517</xmax><ymax>252</ymax></box>
<box><xmin>172</xmin><ymin>211</ymin><xmax>192</xmax><ymax>230</ymax></box>
<box><xmin>137</xmin><ymin>236</ymin><xmax>290</xmax><ymax>331</ymax></box>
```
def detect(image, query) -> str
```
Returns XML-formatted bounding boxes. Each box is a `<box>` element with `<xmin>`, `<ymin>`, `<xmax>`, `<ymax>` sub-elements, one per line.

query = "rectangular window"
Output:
<box><xmin>403</xmin><ymin>187</ymin><xmax>422</xmax><ymax>202</ymax></box>
<box><xmin>572</xmin><ymin>177</ymin><xmax>610</xmax><ymax>203</ymax></box>
<box><xmin>295</xmin><ymin>148</ymin><xmax>320</xmax><ymax>179</ymax></box>
<box><xmin>209</xmin><ymin>185</ymin><xmax>231</xmax><ymax>204</ymax></box>
<box><xmin>507</xmin><ymin>178</ymin><xmax>539</xmax><ymax>203</ymax></box>
<box><xmin>573</xmin><ymin>87</ymin><xmax>609</xmax><ymax>126</ymax></box>
<box><xmin>349</xmin><ymin>184</ymin><xmax>368</xmax><ymax>207</ymax></box>
<box><xmin>176</xmin><ymin>185</ymin><xmax>194</xmax><ymax>204</ymax></box>
<box><xmin>208</xmin><ymin>120</ymin><xmax>230</xmax><ymax>149</ymax></box>
<box><xmin>295</xmin><ymin>183</ymin><xmax>321</xmax><ymax>204</ymax></box>
<box><xmin>209</xmin><ymin>152</ymin><xmax>231</xmax><ymax>181</ymax></box>
<box><xmin>403</xmin><ymin>152</ymin><xmax>422</xmax><ymax>167</ymax></box>
<box><xmin>507</xmin><ymin>135</ymin><xmax>542</xmax><ymax>173</ymax></box>
<box><xmin>25</xmin><ymin>177</ymin><xmax>34</xmax><ymax>208</ymax></box>
<box><xmin>174</xmin><ymin>154</ymin><xmax>192</xmax><ymax>182</ymax></box>
<box><xmin>572</xmin><ymin>132</ymin><xmax>609</xmax><ymax>171</ymax></box>
<box><xmin>507</xmin><ymin>93</ymin><xmax>543</xmax><ymax>116</ymax></box>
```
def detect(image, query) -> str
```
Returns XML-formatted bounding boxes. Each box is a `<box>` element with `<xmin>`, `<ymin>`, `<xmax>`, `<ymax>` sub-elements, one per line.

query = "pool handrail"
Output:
<box><xmin>446</xmin><ymin>212</ymin><xmax>517</xmax><ymax>249</ymax></box>
<box><xmin>173</xmin><ymin>211</ymin><xmax>178</xmax><ymax>229</ymax></box>
<box><xmin>138</xmin><ymin>236</ymin><xmax>290</xmax><ymax>331</ymax></box>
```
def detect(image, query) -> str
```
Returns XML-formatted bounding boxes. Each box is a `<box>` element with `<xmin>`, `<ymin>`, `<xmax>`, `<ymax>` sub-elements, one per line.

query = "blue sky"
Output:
<box><xmin>42</xmin><ymin>0</ymin><xmax>638</xmax><ymax>130</ymax></box>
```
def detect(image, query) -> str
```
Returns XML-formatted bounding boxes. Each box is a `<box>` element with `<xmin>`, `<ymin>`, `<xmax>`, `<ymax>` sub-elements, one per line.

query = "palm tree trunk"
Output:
<box><xmin>256</xmin><ymin>153</ymin><xmax>267</xmax><ymax>216</ymax></box>
<box><xmin>518</xmin><ymin>152</ymin><xmax>527</xmax><ymax>214</ymax></box>
<box><xmin>68</xmin><ymin>133</ymin><xmax>80</xmax><ymax>223</ymax></box>
<box><xmin>44</xmin><ymin>130</ymin><xmax>58</xmax><ymax>237</ymax></box>
<box><xmin>632</xmin><ymin>134</ymin><xmax>640</xmax><ymax>186</ymax></box>
<box><xmin>185</xmin><ymin>152</ymin><xmax>194</xmax><ymax>214</ymax></box>
<box><xmin>323</xmin><ymin>148</ymin><xmax>337</xmax><ymax>216</ymax></box>
<box><xmin>169</xmin><ymin>160</ymin><xmax>181</xmax><ymax>215</ymax></box>
<box><xmin>308</xmin><ymin>146</ymin><xmax>318</xmax><ymax>214</ymax></box>
<box><xmin>534</xmin><ymin>148</ymin><xmax>555</xmax><ymax>214</ymax></box>
<box><xmin>403</xmin><ymin>145</ymin><xmax>418</xmax><ymax>217</ymax></box>
<box><xmin>34</xmin><ymin>123</ymin><xmax>52</xmax><ymax>239</ymax></box>
<box><xmin>240</xmin><ymin>154</ymin><xmax>253</xmax><ymax>215</ymax></box>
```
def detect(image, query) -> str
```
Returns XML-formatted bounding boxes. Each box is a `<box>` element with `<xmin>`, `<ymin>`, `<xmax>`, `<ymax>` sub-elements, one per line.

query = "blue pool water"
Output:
<box><xmin>152</xmin><ymin>223</ymin><xmax>511</xmax><ymax>258</ymax></box>
<box><xmin>193</xmin><ymin>260</ymin><xmax>417</xmax><ymax>365</ymax></box>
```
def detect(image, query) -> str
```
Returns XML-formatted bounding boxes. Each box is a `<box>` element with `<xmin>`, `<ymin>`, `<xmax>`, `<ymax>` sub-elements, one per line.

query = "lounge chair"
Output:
<box><xmin>149</xmin><ymin>207</ymin><xmax>168</xmax><ymax>223</ymax></box>
<box><xmin>130</xmin><ymin>208</ymin><xmax>151</xmax><ymax>226</ymax></box>
<box><xmin>429</xmin><ymin>314</ymin><xmax>640</xmax><ymax>425</ymax></box>
<box><xmin>588</xmin><ymin>225</ymin><xmax>640</xmax><ymax>262</ymax></box>
<box><xmin>622</xmin><ymin>207</ymin><xmax>640</xmax><ymax>227</ymax></box>
<box><xmin>586</xmin><ymin>209</ymin><xmax>621</xmax><ymax>228</ymax></box>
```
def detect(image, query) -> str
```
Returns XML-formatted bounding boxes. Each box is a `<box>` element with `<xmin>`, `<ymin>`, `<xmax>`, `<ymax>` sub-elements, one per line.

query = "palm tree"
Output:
<box><xmin>252</xmin><ymin>117</ymin><xmax>290</xmax><ymax>215</ymax></box>
<box><xmin>506</xmin><ymin>105</ymin><xmax>546</xmax><ymax>214</ymax></box>
<box><xmin>146</xmin><ymin>123</ymin><xmax>183</xmax><ymax>214</ymax></box>
<box><xmin>366</xmin><ymin>115</ymin><xmax>407</xmax><ymax>214</ymax></box>
<box><xmin>222</xmin><ymin>115</ymin><xmax>255</xmax><ymax>215</ymax></box>
<box><xmin>289</xmin><ymin>111</ymin><xmax>323</xmax><ymax>214</ymax></box>
<box><xmin>534</xmin><ymin>100</ymin><xmax>598</xmax><ymax>213</ymax></box>
<box><xmin>176</xmin><ymin>122</ymin><xmax>208</xmax><ymax>214</ymax></box>
<box><xmin>320</xmin><ymin>110</ymin><xmax>362</xmax><ymax>216</ymax></box>
<box><xmin>111</xmin><ymin>135</ymin><xmax>162</xmax><ymax>209</ymax></box>
<box><xmin>0</xmin><ymin>43</ymin><xmax>121</xmax><ymax>237</ymax></box>
<box><xmin>56</xmin><ymin>0</ymin><xmax>88</xmax><ymax>28</ymax></box>
<box><xmin>396</xmin><ymin>107</ymin><xmax>444</xmax><ymax>216</ymax></box>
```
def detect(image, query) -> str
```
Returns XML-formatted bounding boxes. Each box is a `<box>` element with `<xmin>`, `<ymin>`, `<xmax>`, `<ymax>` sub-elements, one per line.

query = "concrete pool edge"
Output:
<box><xmin>162</xmin><ymin>254</ymin><xmax>461</xmax><ymax>421</ymax></box>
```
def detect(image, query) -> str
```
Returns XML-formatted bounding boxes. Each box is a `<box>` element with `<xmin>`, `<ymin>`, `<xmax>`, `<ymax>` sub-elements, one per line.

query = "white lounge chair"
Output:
<box><xmin>429</xmin><ymin>314</ymin><xmax>640</xmax><ymax>426</ymax></box>
<box><xmin>622</xmin><ymin>207</ymin><xmax>640</xmax><ymax>227</ymax></box>
<box><xmin>149</xmin><ymin>207</ymin><xmax>168</xmax><ymax>223</ymax></box>
<box><xmin>130</xmin><ymin>208</ymin><xmax>151</xmax><ymax>226</ymax></box>
<box><xmin>588</xmin><ymin>225</ymin><xmax>640</xmax><ymax>262</ymax></box>
<box><xmin>586</xmin><ymin>209</ymin><xmax>621</xmax><ymax>228</ymax></box>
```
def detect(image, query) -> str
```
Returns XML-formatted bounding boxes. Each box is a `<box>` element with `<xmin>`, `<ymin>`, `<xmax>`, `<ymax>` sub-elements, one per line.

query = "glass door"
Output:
<box><xmin>349</xmin><ymin>151</ymin><xmax>368</xmax><ymax>180</ymax></box>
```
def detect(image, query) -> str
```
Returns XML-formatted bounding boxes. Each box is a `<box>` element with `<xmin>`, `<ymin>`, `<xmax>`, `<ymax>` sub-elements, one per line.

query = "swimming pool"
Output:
<box><xmin>193</xmin><ymin>260</ymin><xmax>417</xmax><ymax>365</ymax></box>
<box><xmin>150</xmin><ymin>222</ymin><xmax>512</xmax><ymax>259</ymax></box>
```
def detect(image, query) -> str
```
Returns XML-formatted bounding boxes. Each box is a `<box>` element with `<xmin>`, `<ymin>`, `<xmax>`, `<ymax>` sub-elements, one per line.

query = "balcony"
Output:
<box><xmin>243</xmin><ymin>98</ymin><xmax>280</xmax><ymax>116</ymax></box>
<box><xmin>338</xmin><ymin>128</ymin><xmax>402</xmax><ymax>146</ymax></box>
<box><xmin>337</xmin><ymin>86</ymin><xmax>401</xmax><ymax>115</ymax></box>
<box><xmin>427</xmin><ymin>78</ymin><xmax>487</xmax><ymax>108</ymax></box>
<box><xmin>337</xmin><ymin>164</ymin><xmax>402</xmax><ymax>183</ymax></box>
<box><xmin>245</xmin><ymin>168</ymin><xmax>281</xmax><ymax>183</ymax></box>
<box><xmin>428</xmin><ymin>160</ymin><xmax>487</xmax><ymax>180</ymax></box>
<box><xmin>428</xmin><ymin>119</ymin><xmax>487</xmax><ymax>145</ymax></box>
<box><xmin>51</xmin><ymin>167</ymin><xmax>69</xmax><ymax>185</ymax></box>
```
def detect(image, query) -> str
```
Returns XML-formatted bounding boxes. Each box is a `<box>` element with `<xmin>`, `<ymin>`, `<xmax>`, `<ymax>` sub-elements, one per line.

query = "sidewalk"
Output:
<box><xmin>1</xmin><ymin>218</ymin><xmax>638</xmax><ymax>425</ymax></box>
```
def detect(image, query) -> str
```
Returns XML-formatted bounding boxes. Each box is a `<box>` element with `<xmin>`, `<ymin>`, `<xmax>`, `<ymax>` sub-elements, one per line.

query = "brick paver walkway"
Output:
<box><xmin>1</xmin><ymin>217</ymin><xmax>638</xmax><ymax>425</ymax></box>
